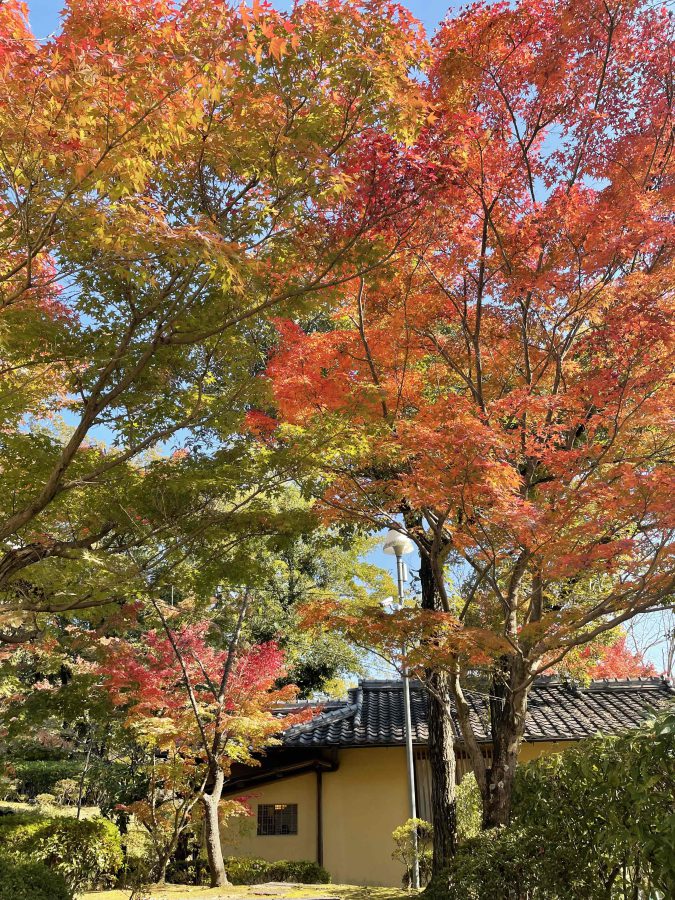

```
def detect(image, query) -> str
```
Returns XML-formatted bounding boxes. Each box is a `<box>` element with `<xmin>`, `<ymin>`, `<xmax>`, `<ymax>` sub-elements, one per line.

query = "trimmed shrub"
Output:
<box><xmin>224</xmin><ymin>856</ymin><xmax>330</xmax><ymax>884</ymax></box>
<box><xmin>2</xmin><ymin>739</ymin><xmax>74</xmax><ymax>762</ymax></box>
<box><xmin>5</xmin><ymin>760</ymin><xmax>84</xmax><ymax>799</ymax></box>
<box><xmin>266</xmin><ymin>859</ymin><xmax>331</xmax><ymax>883</ymax></box>
<box><xmin>0</xmin><ymin>855</ymin><xmax>73</xmax><ymax>900</ymax></box>
<box><xmin>224</xmin><ymin>856</ymin><xmax>270</xmax><ymax>884</ymax></box>
<box><xmin>53</xmin><ymin>779</ymin><xmax>80</xmax><ymax>806</ymax></box>
<box><xmin>34</xmin><ymin>793</ymin><xmax>57</xmax><ymax>807</ymax></box>
<box><xmin>0</xmin><ymin>810</ymin><xmax>123</xmax><ymax>892</ymax></box>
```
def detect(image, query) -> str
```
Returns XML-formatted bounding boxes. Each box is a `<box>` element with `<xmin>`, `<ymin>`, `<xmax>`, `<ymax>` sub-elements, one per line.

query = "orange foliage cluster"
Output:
<box><xmin>265</xmin><ymin>0</ymin><xmax>674</xmax><ymax>676</ymax></box>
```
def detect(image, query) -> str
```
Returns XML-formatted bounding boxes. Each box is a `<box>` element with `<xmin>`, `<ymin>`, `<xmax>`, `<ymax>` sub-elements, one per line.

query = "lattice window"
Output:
<box><xmin>257</xmin><ymin>803</ymin><xmax>298</xmax><ymax>836</ymax></box>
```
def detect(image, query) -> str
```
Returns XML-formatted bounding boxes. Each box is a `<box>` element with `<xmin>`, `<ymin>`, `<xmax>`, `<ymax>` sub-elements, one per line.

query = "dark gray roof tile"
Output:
<box><xmin>282</xmin><ymin>677</ymin><xmax>673</xmax><ymax>748</ymax></box>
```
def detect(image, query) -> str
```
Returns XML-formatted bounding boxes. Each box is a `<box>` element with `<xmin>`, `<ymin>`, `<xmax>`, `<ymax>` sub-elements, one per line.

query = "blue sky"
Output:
<box><xmin>27</xmin><ymin>1</ymin><xmax>461</xmax><ymax>40</ymax></box>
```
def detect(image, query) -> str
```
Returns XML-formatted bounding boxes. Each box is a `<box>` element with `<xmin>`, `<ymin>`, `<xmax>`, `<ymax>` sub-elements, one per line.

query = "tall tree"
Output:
<box><xmin>242</xmin><ymin>496</ymin><xmax>394</xmax><ymax>696</ymax></box>
<box><xmin>0</xmin><ymin>0</ymin><xmax>424</xmax><ymax>634</ymax></box>
<box><xmin>264</xmin><ymin>0</ymin><xmax>674</xmax><ymax>841</ymax></box>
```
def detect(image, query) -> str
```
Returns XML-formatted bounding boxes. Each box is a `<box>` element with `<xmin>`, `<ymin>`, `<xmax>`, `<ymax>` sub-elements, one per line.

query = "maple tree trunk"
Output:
<box><xmin>420</xmin><ymin>554</ymin><xmax>457</xmax><ymax>875</ymax></box>
<box><xmin>203</xmin><ymin>768</ymin><xmax>229</xmax><ymax>887</ymax></box>
<box><xmin>426</xmin><ymin>671</ymin><xmax>457</xmax><ymax>871</ymax></box>
<box><xmin>154</xmin><ymin>849</ymin><xmax>171</xmax><ymax>885</ymax></box>
<box><xmin>483</xmin><ymin>657</ymin><xmax>530</xmax><ymax>828</ymax></box>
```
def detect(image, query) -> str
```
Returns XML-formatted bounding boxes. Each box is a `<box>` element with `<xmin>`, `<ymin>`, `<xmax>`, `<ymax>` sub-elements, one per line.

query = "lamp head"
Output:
<box><xmin>382</xmin><ymin>528</ymin><xmax>414</xmax><ymax>557</ymax></box>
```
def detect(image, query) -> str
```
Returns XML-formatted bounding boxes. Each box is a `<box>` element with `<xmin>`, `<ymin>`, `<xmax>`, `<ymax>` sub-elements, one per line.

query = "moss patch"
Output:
<box><xmin>82</xmin><ymin>882</ymin><xmax>411</xmax><ymax>900</ymax></box>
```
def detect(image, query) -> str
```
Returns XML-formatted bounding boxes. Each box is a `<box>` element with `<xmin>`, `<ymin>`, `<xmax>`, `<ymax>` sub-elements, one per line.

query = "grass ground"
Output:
<box><xmin>82</xmin><ymin>883</ymin><xmax>409</xmax><ymax>900</ymax></box>
<box><xmin>0</xmin><ymin>800</ymin><xmax>100</xmax><ymax>817</ymax></box>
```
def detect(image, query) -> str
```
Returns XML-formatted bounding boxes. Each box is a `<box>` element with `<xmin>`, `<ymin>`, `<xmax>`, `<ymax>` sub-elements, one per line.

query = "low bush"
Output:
<box><xmin>442</xmin><ymin>826</ymin><xmax>540</xmax><ymax>900</ymax></box>
<box><xmin>392</xmin><ymin>818</ymin><xmax>433</xmax><ymax>887</ymax></box>
<box><xmin>224</xmin><ymin>856</ymin><xmax>330</xmax><ymax>884</ymax></box>
<box><xmin>34</xmin><ymin>792</ymin><xmax>57</xmax><ymax>807</ymax></box>
<box><xmin>439</xmin><ymin>712</ymin><xmax>675</xmax><ymax>899</ymax></box>
<box><xmin>266</xmin><ymin>859</ymin><xmax>331</xmax><ymax>883</ymax></box>
<box><xmin>0</xmin><ymin>855</ymin><xmax>73</xmax><ymax>900</ymax></box>
<box><xmin>0</xmin><ymin>772</ymin><xmax>20</xmax><ymax>801</ymax></box>
<box><xmin>4</xmin><ymin>760</ymin><xmax>84</xmax><ymax>799</ymax></box>
<box><xmin>115</xmin><ymin>828</ymin><xmax>156</xmax><ymax>889</ymax></box>
<box><xmin>224</xmin><ymin>856</ymin><xmax>270</xmax><ymax>884</ymax></box>
<box><xmin>52</xmin><ymin>778</ymin><xmax>81</xmax><ymax>806</ymax></box>
<box><xmin>0</xmin><ymin>810</ymin><xmax>123</xmax><ymax>892</ymax></box>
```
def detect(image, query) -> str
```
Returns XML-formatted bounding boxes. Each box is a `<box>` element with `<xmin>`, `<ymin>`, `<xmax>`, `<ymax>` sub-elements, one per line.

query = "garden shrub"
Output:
<box><xmin>456</xmin><ymin>772</ymin><xmax>481</xmax><ymax>843</ymax></box>
<box><xmin>224</xmin><ymin>856</ymin><xmax>270</xmax><ymax>884</ymax></box>
<box><xmin>114</xmin><ymin>829</ymin><xmax>156</xmax><ymax>889</ymax></box>
<box><xmin>165</xmin><ymin>829</ymin><xmax>209</xmax><ymax>886</ymax></box>
<box><xmin>392</xmin><ymin>777</ymin><xmax>480</xmax><ymax>891</ymax></box>
<box><xmin>2</xmin><ymin>739</ymin><xmax>75</xmax><ymax>762</ymax></box>
<box><xmin>89</xmin><ymin>759</ymin><xmax>150</xmax><ymax>817</ymax></box>
<box><xmin>442</xmin><ymin>826</ymin><xmax>539</xmax><ymax>900</ymax></box>
<box><xmin>266</xmin><ymin>859</ymin><xmax>331</xmax><ymax>883</ymax></box>
<box><xmin>0</xmin><ymin>810</ymin><xmax>123</xmax><ymax>892</ymax></box>
<box><xmin>0</xmin><ymin>855</ymin><xmax>73</xmax><ymax>900</ymax></box>
<box><xmin>34</xmin><ymin>792</ymin><xmax>57</xmax><ymax>807</ymax></box>
<box><xmin>513</xmin><ymin>711</ymin><xmax>675</xmax><ymax>898</ymax></box>
<box><xmin>0</xmin><ymin>772</ymin><xmax>20</xmax><ymax>801</ymax></box>
<box><xmin>224</xmin><ymin>856</ymin><xmax>330</xmax><ymax>884</ymax></box>
<box><xmin>5</xmin><ymin>760</ymin><xmax>83</xmax><ymax>799</ymax></box>
<box><xmin>439</xmin><ymin>712</ymin><xmax>675</xmax><ymax>899</ymax></box>
<box><xmin>392</xmin><ymin>817</ymin><xmax>434</xmax><ymax>887</ymax></box>
<box><xmin>52</xmin><ymin>778</ymin><xmax>80</xmax><ymax>806</ymax></box>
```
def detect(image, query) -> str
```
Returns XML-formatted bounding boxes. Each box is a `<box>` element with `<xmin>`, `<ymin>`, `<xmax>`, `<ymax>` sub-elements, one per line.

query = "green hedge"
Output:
<box><xmin>3</xmin><ymin>760</ymin><xmax>84</xmax><ymax>799</ymax></box>
<box><xmin>224</xmin><ymin>857</ymin><xmax>330</xmax><ymax>885</ymax></box>
<box><xmin>0</xmin><ymin>855</ymin><xmax>73</xmax><ymax>900</ymax></box>
<box><xmin>0</xmin><ymin>810</ymin><xmax>123</xmax><ymax>892</ymax></box>
<box><xmin>440</xmin><ymin>712</ymin><xmax>675</xmax><ymax>900</ymax></box>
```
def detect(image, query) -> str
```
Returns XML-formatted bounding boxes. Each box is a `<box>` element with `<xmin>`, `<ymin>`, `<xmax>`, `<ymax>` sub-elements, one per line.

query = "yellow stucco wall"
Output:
<box><xmin>221</xmin><ymin>741</ymin><xmax>574</xmax><ymax>888</ymax></box>
<box><xmin>322</xmin><ymin>747</ymin><xmax>409</xmax><ymax>887</ymax></box>
<box><xmin>221</xmin><ymin>771</ymin><xmax>317</xmax><ymax>864</ymax></box>
<box><xmin>518</xmin><ymin>740</ymin><xmax>574</xmax><ymax>764</ymax></box>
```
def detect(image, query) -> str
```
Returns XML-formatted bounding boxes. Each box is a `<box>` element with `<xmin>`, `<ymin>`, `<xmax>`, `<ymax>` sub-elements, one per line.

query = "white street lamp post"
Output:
<box><xmin>383</xmin><ymin>528</ymin><xmax>420</xmax><ymax>890</ymax></box>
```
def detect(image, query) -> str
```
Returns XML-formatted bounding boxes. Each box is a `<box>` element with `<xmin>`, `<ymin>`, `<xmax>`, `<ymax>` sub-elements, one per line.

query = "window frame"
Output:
<box><xmin>256</xmin><ymin>802</ymin><xmax>299</xmax><ymax>836</ymax></box>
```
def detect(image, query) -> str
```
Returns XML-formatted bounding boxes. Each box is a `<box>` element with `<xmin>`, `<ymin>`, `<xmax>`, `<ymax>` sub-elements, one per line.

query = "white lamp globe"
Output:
<box><xmin>382</xmin><ymin>528</ymin><xmax>414</xmax><ymax>557</ymax></box>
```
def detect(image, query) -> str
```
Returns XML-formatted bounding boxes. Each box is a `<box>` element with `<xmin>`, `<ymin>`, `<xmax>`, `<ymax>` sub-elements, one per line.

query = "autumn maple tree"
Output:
<box><xmin>0</xmin><ymin>0</ymin><xmax>424</xmax><ymax>638</ymax></box>
<box><xmin>263</xmin><ymin>0</ymin><xmax>675</xmax><ymax>856</ymax></box>
<box><xmin>99</xmin><ymin>595</ymin><xmax>307</xmax><ymax>887</ymax></box>
<box><xmin>581</xmin><ymin>633</ymin><xmax>657</xmax><ymax>679</ymax></box>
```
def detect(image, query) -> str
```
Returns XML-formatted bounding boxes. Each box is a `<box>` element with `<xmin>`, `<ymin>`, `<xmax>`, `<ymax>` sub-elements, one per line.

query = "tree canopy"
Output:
<box><xmin>264</xmin><ymin>0</ymin><xmax>674</xmax><ymax>826</ymax></box>
<box><xmin>0</xmin><ymin>0</ymin><xmax>672</xmax><ymax>886</ymax></box>
<box><xmin>0</xmin><ymin>0</ymin><xmax>424</xmax><ymax>636</ymax></box>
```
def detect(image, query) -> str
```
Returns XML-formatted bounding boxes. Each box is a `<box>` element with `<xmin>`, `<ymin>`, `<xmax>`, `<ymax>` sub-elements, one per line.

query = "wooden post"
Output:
<box><xmin>316</xmin><ymin>768</ymin><xmax>324</xmax><ymax>867</ymax></box>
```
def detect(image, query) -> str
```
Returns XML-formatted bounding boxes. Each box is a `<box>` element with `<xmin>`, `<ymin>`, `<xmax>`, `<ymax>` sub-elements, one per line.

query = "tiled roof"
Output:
<box><xmin>283</xmin><ymin>677</ymin><xmax>674</xmax><ymax>748</ymax></box>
